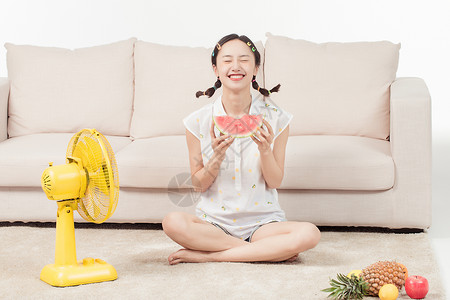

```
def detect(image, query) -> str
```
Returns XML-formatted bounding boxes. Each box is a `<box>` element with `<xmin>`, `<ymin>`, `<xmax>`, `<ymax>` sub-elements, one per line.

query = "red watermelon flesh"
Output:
<box><xmin>213</xmin><ymin>114</ymin><xmax>263</xmax><ymax>138</ymax></box>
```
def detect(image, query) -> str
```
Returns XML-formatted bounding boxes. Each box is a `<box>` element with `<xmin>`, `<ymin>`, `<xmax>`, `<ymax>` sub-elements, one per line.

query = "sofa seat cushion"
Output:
<box><xmin>282</xmin><ymin>135</ymin><xmax>394</xmax><ymax>190</ymax></box>
<box><xmin>0</xmin><ymin>133</ymin><xmax>132</xmax><ymax>187</ymax></box>
<box><xmin>117</xmin><ymin>135</ymin><xmax>393</xmax><ymax>191</ymax></box>
<box><xmin>116</xmin><ymin>136</ymin><xmax>190</xmax><ymax>188</ymax></box>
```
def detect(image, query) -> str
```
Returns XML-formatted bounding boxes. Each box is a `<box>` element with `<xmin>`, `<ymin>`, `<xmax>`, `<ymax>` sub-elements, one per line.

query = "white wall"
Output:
<box><xmin>1</xmin><ymin>0</ymin><xmax>449</xmax><ymax>134</ymax></box>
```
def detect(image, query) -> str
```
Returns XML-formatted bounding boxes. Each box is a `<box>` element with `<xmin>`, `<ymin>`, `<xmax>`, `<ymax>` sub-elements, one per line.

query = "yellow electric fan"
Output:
<box><xmin>40</xmin><ymin>129</ymin><xmax>119</xmax><ymax>287</ymax></box>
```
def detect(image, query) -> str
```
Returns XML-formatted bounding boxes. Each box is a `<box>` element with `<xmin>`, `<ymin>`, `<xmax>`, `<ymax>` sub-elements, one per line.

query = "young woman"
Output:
<box><xmin>162</xmin><ymin>34</ymin><xmax>320</xmax><ymax>265</ymax></box>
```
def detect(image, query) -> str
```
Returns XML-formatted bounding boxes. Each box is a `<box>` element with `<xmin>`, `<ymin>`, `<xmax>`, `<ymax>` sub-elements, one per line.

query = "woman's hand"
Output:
<box><xmin>210</xmin><ymin>121</ymin><xmax>234</xmax><ymax>162</ymax></box>
<box><xmin>251</xmin><ymin>119</ymin><xmax>274</xmax><ymax>155</ymax></box>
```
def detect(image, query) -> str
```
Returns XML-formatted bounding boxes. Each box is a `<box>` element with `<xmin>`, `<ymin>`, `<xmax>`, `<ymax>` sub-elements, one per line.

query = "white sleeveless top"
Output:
<box><xmin>183</xmin><ymin>94</ymin><xmax>293</xmax><ymax>239</ymax></box>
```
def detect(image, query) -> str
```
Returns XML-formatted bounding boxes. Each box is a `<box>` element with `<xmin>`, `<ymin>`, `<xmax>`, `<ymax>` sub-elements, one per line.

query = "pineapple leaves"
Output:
<box><xmin>322</xmin><ymin>273</ymin><xmax>369</xmax><ymax>300</ymax></box>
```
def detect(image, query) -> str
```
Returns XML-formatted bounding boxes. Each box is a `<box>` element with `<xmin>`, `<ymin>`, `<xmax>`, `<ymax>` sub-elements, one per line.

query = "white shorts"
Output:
<box><xmin>207</xmin><ymin>220</ymin><xmax>281</xmax><ymax>242</ymax></box>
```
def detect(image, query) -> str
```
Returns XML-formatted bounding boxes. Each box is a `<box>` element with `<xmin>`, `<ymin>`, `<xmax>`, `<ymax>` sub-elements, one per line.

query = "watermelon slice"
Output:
<box><xmin>213</xmin><ymin>114</ymin><xmax>263</xmax><ymax>138</ymax></box>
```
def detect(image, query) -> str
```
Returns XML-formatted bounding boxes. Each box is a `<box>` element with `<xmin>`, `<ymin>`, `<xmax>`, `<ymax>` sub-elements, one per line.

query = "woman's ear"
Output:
<box><xmin>213</xmin><ymin>64</ymin><xmax>218</xmax><ymax>77</ymax></box>
<box><xmin>253</xmin><ymin>65</ymin><xmax>259</xmax><ymax>77</ymax></box>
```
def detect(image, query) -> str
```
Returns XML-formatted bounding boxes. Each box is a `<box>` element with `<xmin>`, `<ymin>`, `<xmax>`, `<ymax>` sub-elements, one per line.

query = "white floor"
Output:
<box><xmin>427</xmin><ymin>132</ymin><xmax>450</xmax><ymax>297</ymax></box>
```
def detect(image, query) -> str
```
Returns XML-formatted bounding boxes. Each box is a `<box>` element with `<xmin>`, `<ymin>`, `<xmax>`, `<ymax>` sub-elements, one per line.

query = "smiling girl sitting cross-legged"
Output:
<box><xmin>162</xmin><ymin>34</ymin><xmax>321</xmax><ymax>265</ymax></box>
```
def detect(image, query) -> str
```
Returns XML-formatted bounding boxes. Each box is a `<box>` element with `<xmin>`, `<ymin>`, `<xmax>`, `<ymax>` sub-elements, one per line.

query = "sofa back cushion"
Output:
<box><xmin>131</xmin><ymin>40</ymin><xmax>265</xmax><ymax>139</ymax></box>
<box><xmin>264</xmin><ymin>33</ymin><xmax>400</xmax><ymax>140</ymax></box>
<box><xmin>5</xmin><ymin>38</ymin><xmax>136</xmax><ymax>137</ymax></box>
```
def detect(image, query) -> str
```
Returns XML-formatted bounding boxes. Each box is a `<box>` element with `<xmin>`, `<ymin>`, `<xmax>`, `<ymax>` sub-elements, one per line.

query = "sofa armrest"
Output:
<box><xmin>390</xmin><ymin>77</ymin><xmax>432</xmax><ymax>228</ymax></box>
<box><xmin>0</xmin><ymin>78</ymin><xmax>9</xmax><ymax>143</ymax></box>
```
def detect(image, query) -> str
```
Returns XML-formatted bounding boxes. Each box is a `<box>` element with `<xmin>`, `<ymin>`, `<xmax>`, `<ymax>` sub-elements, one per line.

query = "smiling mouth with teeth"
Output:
<box><xmin>229</xmin><ymin>74</ymin><xmax>245</xmax><ymax>81</ymax></box>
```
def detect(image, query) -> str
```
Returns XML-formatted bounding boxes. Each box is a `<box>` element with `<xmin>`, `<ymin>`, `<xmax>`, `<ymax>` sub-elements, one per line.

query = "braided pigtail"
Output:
<box><xmin>196</xmin><ymin>77</ymin><xmax>222</xmax><ymax>98</ymax></box>
<box><xmin>251</xmin><ymin>76</ymin><xmax>281</xmax><ymax>97</ymax></box>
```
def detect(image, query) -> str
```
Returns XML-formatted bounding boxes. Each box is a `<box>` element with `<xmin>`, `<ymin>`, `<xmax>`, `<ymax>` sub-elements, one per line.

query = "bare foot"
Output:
<box><xmin>168</xmin><ymin>249</ymin><xmax>216</xmax><ymax>265</ymax></box>
<box><xmin>168</xmin><ymin>249</ymin><xmax>299</xmax><ymax>265</ymax></box>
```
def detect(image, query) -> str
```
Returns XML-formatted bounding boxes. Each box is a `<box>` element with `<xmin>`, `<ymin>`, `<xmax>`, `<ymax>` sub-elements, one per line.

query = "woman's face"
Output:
<box><xmin>213</xmin><ymin>39</ymin><xmax>259</xmax><ymax>94</ymax></box>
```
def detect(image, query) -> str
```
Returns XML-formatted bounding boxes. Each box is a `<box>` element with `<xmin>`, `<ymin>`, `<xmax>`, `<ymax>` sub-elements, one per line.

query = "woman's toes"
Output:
<box><xmin>169</xmin><ymin>258</ymin><xmax>181</xmax><ymax>265</ymax></box>
<box><xmin>287</xmin><ymin>254</ymin><xmax>299</xmax><ymax>262</ymax></box>
<box><xmin>168</xmin><ymin>249</ymin><xmax>184</xmax><ymax>264</ymax></box>
<box><xmin>168</xmin><ymin>255</ymin><xmax>176</xmax><ymax>264</ymax></box>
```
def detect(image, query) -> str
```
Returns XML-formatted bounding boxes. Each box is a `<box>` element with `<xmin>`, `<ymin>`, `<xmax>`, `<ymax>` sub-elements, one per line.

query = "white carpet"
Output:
<box><xmin>0</xmin><ymin>225</ymin><xmax>445</xmax><ymax>299</ymax></box>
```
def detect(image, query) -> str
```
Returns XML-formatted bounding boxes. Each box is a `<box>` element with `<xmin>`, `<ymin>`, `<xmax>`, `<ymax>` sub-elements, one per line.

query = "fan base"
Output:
<box><xmin>41</xmin><ymin>257</ymin><xmax>117</xmax><ymax>287</ymax></box>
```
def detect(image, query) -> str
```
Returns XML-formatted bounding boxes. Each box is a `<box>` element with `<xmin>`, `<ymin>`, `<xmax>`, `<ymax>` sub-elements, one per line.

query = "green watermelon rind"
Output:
<box><xmin>213</xmin><ymin>114</ymin><xmax>264</xmax><ymax>138</ymax></box>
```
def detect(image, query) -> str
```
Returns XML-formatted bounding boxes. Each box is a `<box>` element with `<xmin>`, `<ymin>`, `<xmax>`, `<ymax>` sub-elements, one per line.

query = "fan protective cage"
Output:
<box><xmin>66</xmin><ymin>129</ymin><xmax>119</xmax><ymax>223</ymax></box>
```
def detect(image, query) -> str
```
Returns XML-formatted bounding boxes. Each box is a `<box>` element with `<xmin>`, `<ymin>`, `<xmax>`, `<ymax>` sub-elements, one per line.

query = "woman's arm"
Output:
<box><xmin>185</xmin><ymin>124</ymin><xmax>234</xmax><ymax>193</ymax></box>
<box><xmin>252</xmin><ymin>123</ymin><xmax>289</xmax><ymax>189</ymax></box>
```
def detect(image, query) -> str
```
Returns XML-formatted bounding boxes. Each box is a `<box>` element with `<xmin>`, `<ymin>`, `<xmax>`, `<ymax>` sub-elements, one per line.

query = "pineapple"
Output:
<box><xmin>361</xmin><ymin>261</ymin><xmax>406</xmax><ymax>296</ymax></box>
<box><xmin>322</xmin><ymin>261</ymin><xmax>407</xmax><ymax>299</ymax></box>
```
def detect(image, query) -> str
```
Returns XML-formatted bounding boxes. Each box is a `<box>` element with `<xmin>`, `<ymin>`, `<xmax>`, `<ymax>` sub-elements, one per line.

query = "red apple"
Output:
<box><xmin>405</xmin><ymin>275</ymin><xmax>429</xmax><ymax>299</ymax></box>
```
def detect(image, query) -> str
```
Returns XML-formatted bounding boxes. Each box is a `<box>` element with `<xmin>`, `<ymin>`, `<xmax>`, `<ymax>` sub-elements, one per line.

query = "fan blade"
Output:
<box><xmin>72</xmin><ymin>141</ymin><xmax>90</xmax><ymax>168</ymax></box>
<box><xmin>83</xmin><ymin>136</ymin><xmax>103</xmax><ymax>169</ymax></box>
<box><xmin>88</xmin><ymin>166</ymin><xmax>110</xmax><ymax>195</ymax></box>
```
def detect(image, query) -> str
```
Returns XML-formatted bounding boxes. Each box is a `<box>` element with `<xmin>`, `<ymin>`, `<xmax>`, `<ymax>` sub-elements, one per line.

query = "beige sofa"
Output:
<box><xmin>0</xmin><ymin>33</ymin><xmax>431</xmax><ymax>229</ymax></box>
